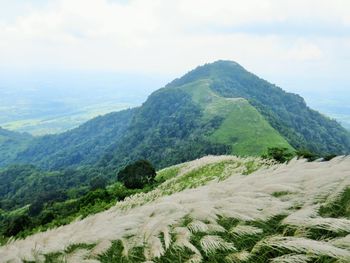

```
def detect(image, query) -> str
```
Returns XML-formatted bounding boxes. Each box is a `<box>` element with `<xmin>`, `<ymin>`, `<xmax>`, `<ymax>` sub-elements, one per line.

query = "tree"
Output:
<box><xmin>117</xmin><ymin>160</ymin><xmax>156</xmax><ymax>189</ymax></box>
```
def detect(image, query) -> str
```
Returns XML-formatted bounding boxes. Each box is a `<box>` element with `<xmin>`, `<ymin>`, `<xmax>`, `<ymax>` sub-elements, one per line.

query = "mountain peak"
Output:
<box><xmin>166</xmin><ymin>60</ymin><xmax>246</xmax><ymax>88</ymax></box>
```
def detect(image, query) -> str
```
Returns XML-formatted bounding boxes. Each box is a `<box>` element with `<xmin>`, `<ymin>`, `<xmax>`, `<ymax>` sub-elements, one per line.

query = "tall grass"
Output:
<box><xmin>1</xmin><ymin>156</ymin><xmax>350</xmax><ymax>262</ymax></box>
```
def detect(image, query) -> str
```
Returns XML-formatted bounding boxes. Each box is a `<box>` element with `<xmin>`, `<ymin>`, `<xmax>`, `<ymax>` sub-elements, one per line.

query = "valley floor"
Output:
<box><xmin>1</xmin><ymin>156</ymin><xmax>350</xmax><ymax>263</ymax></box>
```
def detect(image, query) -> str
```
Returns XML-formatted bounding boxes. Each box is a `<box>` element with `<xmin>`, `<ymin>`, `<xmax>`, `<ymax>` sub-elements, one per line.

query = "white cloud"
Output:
<box><xmin>0</xmin><ymin>0</ymin><xmax>349</xmax><ymax>81</ymax></box>
<box><xmin>285</xmin><ymin>42</ymin><xmax>323</xmax><ymax>61</ymax></box>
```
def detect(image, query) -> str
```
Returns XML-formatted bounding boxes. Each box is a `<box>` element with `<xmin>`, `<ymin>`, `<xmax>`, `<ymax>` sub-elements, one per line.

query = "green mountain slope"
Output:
<box><xmin>168</xmin><ymin>60</ymin><xmax>350</xmax><ymax>155</ymax></box>
<box><xmin>179</xmin><ymin>79</ymin><xmax>293</xmax><ymax>156</ymax></box>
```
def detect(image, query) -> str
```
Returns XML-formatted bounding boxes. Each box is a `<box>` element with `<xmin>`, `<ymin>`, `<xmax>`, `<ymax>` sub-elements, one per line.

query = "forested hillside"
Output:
<box><xmin>14</xmin><ymin>109</ymin><xmax>135</xmax><ymax>170</ymax></box>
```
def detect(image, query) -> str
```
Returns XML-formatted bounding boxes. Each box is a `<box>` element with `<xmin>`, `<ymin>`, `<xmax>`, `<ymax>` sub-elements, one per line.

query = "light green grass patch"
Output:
<box><xmin>178</xmin><ymin>79</ymin><xmax>294</xmax><ymax>156</ymax></box>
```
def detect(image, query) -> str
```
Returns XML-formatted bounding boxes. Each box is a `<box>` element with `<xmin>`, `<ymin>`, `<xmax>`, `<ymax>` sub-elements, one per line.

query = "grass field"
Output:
<box><xmin>1</xmin><ymin>102</ymin><xmax>134</xmax><ymax>136</ymax></box>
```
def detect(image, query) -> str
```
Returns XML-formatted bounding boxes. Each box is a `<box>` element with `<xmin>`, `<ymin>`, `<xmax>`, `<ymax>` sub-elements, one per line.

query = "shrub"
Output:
<box><xmin>296</xmin><ymin>149</ymin><xmax>319</xmax><ymax>161</ymax></box>
<box><xmin>4</xmin><ymin>215</ymin><xmax>32</xmax><ymax>237</ymax></box>
<box><xmin>263</xmin><ymin>147</ymin><xmax>294</xmax><ymax>163</ymax></box>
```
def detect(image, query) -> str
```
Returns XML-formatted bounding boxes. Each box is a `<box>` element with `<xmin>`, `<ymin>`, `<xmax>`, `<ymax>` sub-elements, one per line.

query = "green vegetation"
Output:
<box><xmin>263</xmin><ymin>147</ymin><xmax>295</xmax><ymax>163</ymax></box>
<box><xmin>0</xmin><ymin>164</ymin><xmax>106</xmax><ymax>211</ymax></box>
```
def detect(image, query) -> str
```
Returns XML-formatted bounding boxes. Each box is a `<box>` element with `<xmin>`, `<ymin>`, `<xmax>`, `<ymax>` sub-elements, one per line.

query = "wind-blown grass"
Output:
<box><xmin>1</xmin><ymin>155</ymin><xmax>350</xmax><ymax>262</ymax></box>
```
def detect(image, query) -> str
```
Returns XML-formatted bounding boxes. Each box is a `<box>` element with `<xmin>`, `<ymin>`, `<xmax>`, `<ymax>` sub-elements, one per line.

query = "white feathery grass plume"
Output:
<box><xmin>187</xmin><ymin>220</ymin><xmax>209</xmax><ymax>233</ymax></box>
<box><xmin>253</xmin><ymin>236</ymin><xmax>350</xmax><ymax>259</ymax></box>
<box><xmin>206</xmin><ymin>223</ymin><xmax>226</xmax><ymax>233</ymax></box>
<box><xmin>225</xmin><ymin>250</ymin><xmax>251</xmax><ymax>263</ymax></box>
<box><xmin>332</xmin><ymin>235</ymin><xmax>350</xmax><ymax>250</ymax></box>
<box><xmin>178</xmin><ymin>155</ymin><xmax>242</xmax><ymax>177</ymax></box>
<box><xmin>322</xmin><ymin>180</ymin><xmax>350</xmax><ymax>207</ymax></box>
<box><xmin>270</xmin><ymin>254</ymin><xmax>313</xmax><ymax>263</ymax></box>
<box><xmin>161</xmin><ymin>227</ymin><xmax>171</xmax><ymax>250</ymax></box>
<box><xmin>90</xmin><ymin>240</ymin><xmax>112</xmax><ymax>257</ymax></box>
<box><xmin>144</xmin><ymin>236</ymin><xmax>164</xmax><ymax>260</ymax></box>
<box><xmin>229</xmin><ymin>225</ymin><xmax>263</xmax><ymax>237</ymax></box>
<box><xmin>186</xmin><ymin>253</ymin><xmax>203</xmax><ymax>263</ymax></box>
<box><xmin>172</xmin><ymin>227</ymin><xmax>191</xmax><ymax>248</ymax></box>
<box><xmin>172</xmin><ymin>227</ymin><xmax>201</xmax><ymax>256</ymax></box>
<box><xmin>283</xmin><ymin>205</ymin><xmax>350</xmax><ymax>233</ymax></box>
<box><xmin>120</xmin><ymin>238</ymin><xmax>130</xmax><ymax>258</ymax></box>
<box><xmin>199</xmin><ymin>235</ymin><xmax>236</xmax><ymax>254</ymax></box>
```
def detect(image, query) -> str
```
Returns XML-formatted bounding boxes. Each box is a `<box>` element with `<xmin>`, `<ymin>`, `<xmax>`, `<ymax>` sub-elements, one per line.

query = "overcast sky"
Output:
<box><xmin>0</xmin><ymin>0</ymin><xmax>349</xmax><ymax>97</ymax></box>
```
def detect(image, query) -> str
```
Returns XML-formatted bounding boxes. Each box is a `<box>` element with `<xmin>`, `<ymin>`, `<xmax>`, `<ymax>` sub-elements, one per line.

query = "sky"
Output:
<box><xmin>0</xmin><ymin>0</ymin><xmax>350</xmax><ymax>101</ymax></box>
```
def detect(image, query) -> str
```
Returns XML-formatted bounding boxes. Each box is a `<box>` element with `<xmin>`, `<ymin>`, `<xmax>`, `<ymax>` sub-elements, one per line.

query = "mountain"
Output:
<box><xmin>97</xmin><ymin>60</ymin><xmax>350</xmax><ymax>170</ymax></box>
<box><xmin>100</xmin><ymin>79</ymin><xmax>292</xmax><ymax>171</ymax></box>
<box><xmin>1</xmin><ymin>60</ymin><xmax>349</xmax><ymax>171</ymax></box>
<box><xmin>167</xmin><ymin>61</ymin><xmax>350</xmax><ymax>154</ymax></box>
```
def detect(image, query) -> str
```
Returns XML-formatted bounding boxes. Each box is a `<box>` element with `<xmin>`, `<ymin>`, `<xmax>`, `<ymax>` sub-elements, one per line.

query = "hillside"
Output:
<box><xmin>1</xmin><ymin>156</ymin><xmax>349</xmax><ymax>262</ymax></box>
<box><xmin>1</xmin><ymin>60</ymin><xmax>349</xmax><ymax>172</ymax></box>
<box><xmin>14</xmin><ymin>109</ymin><xmax>135</xmax><ymax>170</ymax></box>
<box><xmin>0</xmin><ymin>128</ymin><xmax>32</xmax><ymax>167</ymax></box>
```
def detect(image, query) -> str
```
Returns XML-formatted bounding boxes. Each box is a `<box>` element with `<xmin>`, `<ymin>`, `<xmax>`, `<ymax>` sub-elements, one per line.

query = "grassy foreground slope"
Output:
<box><xmin>1</xmin><ymin>156</ymin><xmax>350</xmax><ymax>262</ymax></box>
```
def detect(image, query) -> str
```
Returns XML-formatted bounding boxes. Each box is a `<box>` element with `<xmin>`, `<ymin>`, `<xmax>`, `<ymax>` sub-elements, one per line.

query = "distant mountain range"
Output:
<box><xmin>1</xmin><ymin>60</ymin><xmax>349</xmax><ymax>171</ymax></box>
